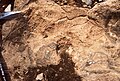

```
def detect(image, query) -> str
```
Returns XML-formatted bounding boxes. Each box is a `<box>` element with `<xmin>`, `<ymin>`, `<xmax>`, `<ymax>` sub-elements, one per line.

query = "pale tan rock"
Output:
<box><xmin>36</xmin><ymin>73</ymin><xmax>44</xmax><ymax>81</ymax></box>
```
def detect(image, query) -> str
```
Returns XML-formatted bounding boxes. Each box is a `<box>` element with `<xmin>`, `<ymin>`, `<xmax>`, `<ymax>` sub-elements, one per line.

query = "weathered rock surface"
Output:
<box><xmin>1</xmin><ymin>0</ymin><xmax>120</xmax><ymax>81</ymax></box>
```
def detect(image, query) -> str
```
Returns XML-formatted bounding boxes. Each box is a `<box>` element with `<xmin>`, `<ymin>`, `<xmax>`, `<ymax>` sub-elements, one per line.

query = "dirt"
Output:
<box><xmin>1</xmin><ymin>0</ymin><xmax>120</xmax><ymax>81</ymax></box>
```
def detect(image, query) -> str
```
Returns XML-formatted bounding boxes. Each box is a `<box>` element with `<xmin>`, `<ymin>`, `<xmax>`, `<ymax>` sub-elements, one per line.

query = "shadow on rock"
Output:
<box><xmin>24</xmin><ymin>53</ymin><xmax>82</xmax><ymax>81</ymax></box>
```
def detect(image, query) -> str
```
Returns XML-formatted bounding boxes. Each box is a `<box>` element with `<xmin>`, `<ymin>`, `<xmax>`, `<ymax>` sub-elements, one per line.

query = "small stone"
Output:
<box><xmin>82</xmin><ymin>0</ymin><xmax>93</xmax><ymax>6</ymax></box>
<box><xmin>99</xmin><ymin>0</ymin><xmax>103</xmax><ymax>1</ymax></box>
<box><xmin>59</xmin><ymin>67</ymin><xmax>63</xmax><ymax>71</ymax></box>
<box><xmin>36</xmin><ymin>73</ymin><xmax>44</xmax><ymax>81</ymax></box>
<box><xmin>55</xmin><ymin>74</ymin><xmax>58</xmax><ymax>77</ymax></box>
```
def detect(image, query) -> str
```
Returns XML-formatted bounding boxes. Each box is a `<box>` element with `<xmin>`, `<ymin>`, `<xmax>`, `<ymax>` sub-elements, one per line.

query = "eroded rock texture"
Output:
<box><xmin>1</xmin><ymin>0</ymin><xmax>120</xmax><ymax>81</ymax></box>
